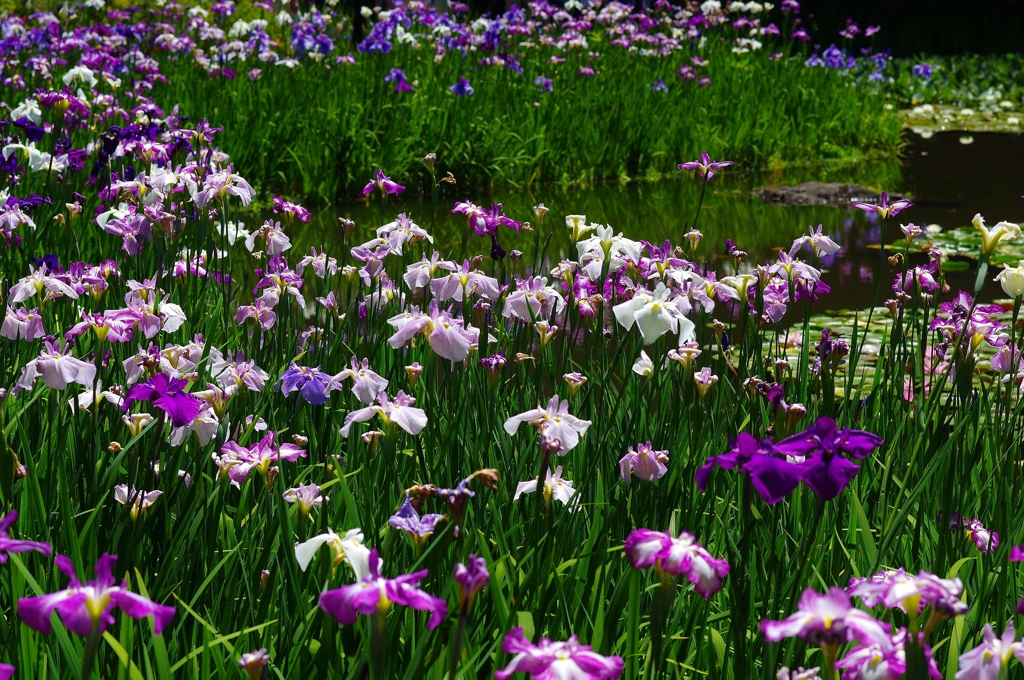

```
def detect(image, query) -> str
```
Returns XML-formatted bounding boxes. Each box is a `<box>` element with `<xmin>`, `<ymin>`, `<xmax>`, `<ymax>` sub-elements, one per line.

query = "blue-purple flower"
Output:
<box><xmin>696</xmin><ymin>432</ymin><xmax>804</xmax><ymax>504</ymax></box>
<box><xmin>774</xmin><ymin>417</ymin><xmax>883</xmax><ymax>500</ymax></box>
<box><xmin>450</xmin><ymin>77</ymin><xmax>474</xmax><ymax>96</ymax></box>
<box><xmin>278</xmin><ymin>363</ymin><xmax>338</xmax><ymax>405</ymax></box>
<box><xmin>388</xmin><ymin>496</ymin><xmax>444</xmax><ymax>545</ymax></box>
<box><xmin>678</xmin><ymin>151</ymin><xmax>734</xmax><ymax>182</ymax></box>
<box><xmin>0</xmin><ymin>511</ymin><xmax>50</xmax><ymax>563</ymax></box>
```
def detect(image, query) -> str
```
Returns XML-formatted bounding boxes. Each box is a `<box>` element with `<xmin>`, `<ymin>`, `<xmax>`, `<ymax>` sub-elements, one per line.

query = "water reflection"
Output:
<box><xmin>288</xmin><ymin>132</ymin><xmax>1023</xmax><ymax>312</ymax></box>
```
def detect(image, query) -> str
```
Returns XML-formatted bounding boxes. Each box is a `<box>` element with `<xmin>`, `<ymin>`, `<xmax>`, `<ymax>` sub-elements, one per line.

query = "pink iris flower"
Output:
<box><xmin>494</xmin><ymin>627</ymin><xmax>623</xmax><ymax>679</ymax></box>
<box><xmin>624</xmin><ymin>528</ymin><xmax>729</xmax><ymax>597</ymax></box>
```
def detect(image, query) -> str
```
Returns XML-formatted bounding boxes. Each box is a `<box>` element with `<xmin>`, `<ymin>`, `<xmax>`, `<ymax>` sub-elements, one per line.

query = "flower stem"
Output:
<box><xmin>448</xmin><ymin>612</ymin><xmax>468</xmax><ymax>680</ymax></box>
<box><xmin>81</xmin><ymin>620</ymin><xmax>102</xmax><ymax>680</ymax></box>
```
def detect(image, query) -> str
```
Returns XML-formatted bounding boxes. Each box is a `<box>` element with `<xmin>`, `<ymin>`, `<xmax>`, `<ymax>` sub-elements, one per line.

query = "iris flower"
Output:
<box><xmin>504</xmin><ymin>395</ymin><xmax>592</xmax><ymax>455</ymax></box>
<box><xmin>696</xmin><ymin>432</ymin><xmax>804</xmax><ymax>504</ymax></box>
<box><xmin>334</xmin><ymin>357</ymin><xmax>389</xmax><ymax>404</ymax></box>
<box><xmin>972</xmin><ymin>213</ymin><xmax>1021</xmax><ymax>260</ymax></box>
<box><xmin>613</xmin><ymin>283</ymin><xmax>695</xmax><ymax>344</ymax></box>
<box><xmin>122</xmin><ymin>373</ymin><xmax>203</xmax><ymax>428</ymax></box>
<box><xmin>387</xmin><ymin>300</ymin><xmax>479</xmax><ymax>362</ymax></box>
<box><xmin>454</xmin><ymin>555</ymin><xmax>488</xmax><ymax>610</ymax></box>
<box><xmin>624</xmin><ymin>528</ymin><xmax>729</xmax><ymax>597</ymax></box>
<box><xmin>761</xmin><ymin>587</ymin><xmax>889</xmax><ymax>647</ymax></box>
<box><xmin>955</xmin><ymin>621</ymin><xmax>1024</xmax><ymax>680</ymax></box>
<box><xmin>340</xmin><ymin>391</ymin><xmax>428</xmax><ymax>437</ymax></box>
<box><xmin>15</xmin><ymin>339</ymin><xmax>97</xmax><ymax>395</ymax></box>
<box><xmin>295</xmin><ymin>527</ymin><xmax>370</xmax><ymax>576</ymax></box>
<box><xmin>513</xmin><ymin>465</ymin><xmax>580</xmax><ymax>511</ymax></box>
<box><xmin>677</xmin><ymin>151</ymin><xmax>734</xmax><ymax>181</ymax></box>
<box><xmin>619</xmin><ymin>442</ymin><xmax>669</xmax><ymax>482</ymax></box>
<box><xmin>494</xmin><ymin>627</ymin><xmax>624</xmax><ymax>679</ymax></box>
<box><xmin>319</xmin><ymin>549</ymin><xmax>447</xmax><ymax>629</ymax></box>
<box><xmin>361</xmin><ymin>169</ymin><xmax>405</xmax><ymax>198</ymax></box>
<box><xmin>450</xmin><ymin>77</ymin><xmax>474</xmax><ymax>96</ymax></box>
<box><xmin>18</xmin><ymin>553</ymin><xmax>175</xmax><ymax>636</ymax></box>
<box><xmin>388</xmin><ymin>496</ymin><xmax>444</xmax><ymax>544</ymax></box>
<box><xmin>277</xmin><ymin>363</ymin><xmax>338</xmax><ymax>405</ymax></box>
<box><xmin>848</xmin><ymin>569</ymin><xmax>966</xmax><ymax>617</ymax></box>
<box><xmin>774</xmin><ymin>417</ymin><xmax>883</xmax><ymax>500</ymax></box>
<box><xmin>852</xmin><ymin>191</ymin><xmax>912</xmax><ymax>221</ymax></box>
<box><xmin>0</xmin><ymin>511</ymin><xmax>51</xmax><ymax>563</ymax></box>
<box><xmin>214</xmin><ymin>431</ymin><xmax>306</xmax><ymax>487</ymax></box>
<box><xmin>282</xmin><ymin>482</ymin><xmax>326</xmax><ymax>515</ymax></box>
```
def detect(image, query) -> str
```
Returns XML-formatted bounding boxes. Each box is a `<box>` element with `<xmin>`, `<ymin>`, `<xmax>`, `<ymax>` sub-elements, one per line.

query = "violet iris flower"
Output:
<box><xmin>619</xmin><ymin>442</ymin><xmax>669</xmax><ymax>482</ymax></box>
<box><xmin>504</xmin><ymin>395</ymin><xmax>592</xmax><ymax>455</ymax></box>
<box><xmin>450</xmin><ymin>77</ymin><xmax>474</xmax><ymax>96</ymax></box>
<box><xmin>912</xmin><ymin>63</ymin><xmax>932</xmax><ymax>81</ymax></box>
<box><xmin>761</xmin><ymin>587</ymin><xmax>889</xmax><ymax>647</ymax></box>
<box><xmin>361</xmin><ymin>169</ymin><xmax>405</xmax><ymax>198</ymax></box>
<box><xmin>214</xmin><ymin>431</ymin><xmax>306</xmax><ymax>487</ymax></box>
<box><xmin>388</xmin><ymin>496</ymin><xmax>444</xmax><ymax>544</ymax></box>
<box><xmin>454</xmin><ymin>555</ymin><xmax>489</xmax><ymax>610</ymax></box>
<box><xmin>334</xmin><ymin>357</ymin><xmax>389</xmax><ymax>404</ymax></box>
<box><xmin>774</xmin><ymin>417</ymin><xmax>883</xmax><ymax>500</ymax></box>
<box><xmin>956</xmin><ymin>621</ymin><xmax>1024</xmax><ymax>679</ymax></box>
<box><xmin>696</xmin><ymin>432</ymin><xmax>804</xmax><ymax>504</ymax></box>
<box><xmin>18</xmin><ymin>553</ymin><xmax>175</xmax><ymax>636</ymax></box>
<box><xmin>494</xmin><ymin>628</ymin><xmax>624</xmax><ymax>680</ymax></box>
<box><xmin>836</xmin><ymin>628</ymin><xmax>942</xmax><ymax>680</ymax></box>
<box><xmin>852</xmin><ymin>191</ymin><xmax>912</xmax><ymax>221</ymax></box>
<box><xmin>624</xmin><ymin>528</ymin><xmax>729</xmax><ymax>597</ymax></box>
<box><xmin>677</xmin><ymin>151</ymin><xmax>734</xmax><ymax>182</ymax></box>
<box><xmin>848</xmin><ymin>568</ymin><xmax>967</xmax><ymax>617</ymax></box>
<box><xmin>122</xmin><ymin>373</ymin><xmax>203</xmax><ymax>428</ymax></box>
<box><xmin>0</xmin><ymin>511</ymin><xmax>51</xmax><ymax>563</ymax></box>
<box><xmin>277</xmin><ymin>363</ymin><xmax>338</xmax><ymax>405</ymax></box>
<box><xmin>319</xmin><ymin>549</ymin><xmax>447</xmax><ymax>629</ymax></box>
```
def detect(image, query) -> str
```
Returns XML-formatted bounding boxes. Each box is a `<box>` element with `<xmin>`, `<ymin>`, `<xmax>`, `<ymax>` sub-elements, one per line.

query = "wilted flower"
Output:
<box><xmin>624</xmin><ymin>528</ymin><xmax>729</xmax><ymax>597</ymax></box>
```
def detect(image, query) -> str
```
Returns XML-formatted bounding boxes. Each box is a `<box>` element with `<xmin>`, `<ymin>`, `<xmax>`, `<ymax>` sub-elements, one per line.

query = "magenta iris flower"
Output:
<box><xmin>677</xmin><ymin>151</ymin><xmax>734</xmax><ymax>182</ymax></box>
<box><xmin>122</xmin><ymin>373</ymin><xmax>202</xmax><ymax>428</ymax></box>
<box><xmin>494</xmin><ymin>628</ymin><xmax>623</xmax><ymax>679</ymax></box>
<box><xmin>696</xmin><ymin>432</ymin><xmax>804</xmax><ymax>504</ymax></box>
<box><xmin>361</xmin><ymin>169</ymin><xmax>405</xmax><ymax>198</ymax></box>
<box><xmin>319</xmin><ymin>549</ymin><xmax>447</xmax><ymax>629</ymax></box>
<box><xmin>215</xmin><ymin>431</ymin><xmax>306</xmax><ymax>487</ymax></box>
<box><xmin>848</xmin><ymin>568</ymin><xmax>967</xmax><ymax>617</ymax></box>
<box><xmin>0</xmin><ymin>511</ymin><xmax>51</xmax><ymax>563</ymax></box>
<box><xmin>18</xmin><ymin>553</ymin><xmax>175</xmax><ymax>636</ymax></box>
<box><xmin>454</xmin><ymin>555</ymin><xmax>489</xmax><ymax>608</ymax></box>
<box><xmin>450</xmin><ymin>77</ymin><xmax>474</xmax><ymax>96</ymax></box>
<box><xmin>761</xmin><ymin>587</ymin><xmax>889</xmax><ymax>647</ymax></box>
<box><xmin>277</xmin><ymin>363</ymin><xmax>338</xmax><ymax>405</ymax></box>
<box><xmin>774</xmin><ymin>417</ymin><xmax>883</xmax><ymax>500</ymax></box>
<box><xmin>624</xmin><ymin>528</ymin><xmax>729</xmax><ymax>597</ymax></box>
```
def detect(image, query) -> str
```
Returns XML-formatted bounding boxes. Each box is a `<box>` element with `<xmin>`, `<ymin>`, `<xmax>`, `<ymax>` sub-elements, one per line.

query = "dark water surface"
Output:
<box><xmin>292</xmin><ymin>131</ymin><xmax>1024</xmax><ymax>312</ymax></box>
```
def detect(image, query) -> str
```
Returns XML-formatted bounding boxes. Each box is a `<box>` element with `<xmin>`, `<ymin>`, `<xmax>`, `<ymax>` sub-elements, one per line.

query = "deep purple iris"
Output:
<box><xmin>774</xmin><ymin>417</ymin><xmax>883</xmax><ymax>499</ymax></box>
<box><xmin>696</xmin><ymin>432</ymin><xmax>803</xmax><ymax>505</ymax></box>
<box><xmin>450</xmin><ymin>77</ymin><xmax>474</xmax><ymax>96</ymax></box>
<box><xmin>122</xmin><ymin>373</ymin><xmax>203</xmax><ymax>428</ymax></box>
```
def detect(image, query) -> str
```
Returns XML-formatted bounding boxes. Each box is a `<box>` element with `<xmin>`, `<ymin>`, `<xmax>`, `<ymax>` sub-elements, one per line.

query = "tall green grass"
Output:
<box><xmin>159</xmin><ymin>47</ymin><xmax>902</xmax><ymax>202</ymax></box>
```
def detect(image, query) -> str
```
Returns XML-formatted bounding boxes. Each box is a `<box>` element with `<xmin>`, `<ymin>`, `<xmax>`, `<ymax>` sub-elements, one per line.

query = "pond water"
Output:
<box><xmin>292</xmin><ymin>131</ymin><xmax>1024</xmax><ymax>313</ymax></box>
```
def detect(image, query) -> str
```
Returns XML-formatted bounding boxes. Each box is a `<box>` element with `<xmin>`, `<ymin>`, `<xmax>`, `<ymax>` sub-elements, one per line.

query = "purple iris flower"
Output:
<box><xmin>450</xmin><ymin>77</ymin><xmax>474</xmax><ymax>96</ymax></box>
<box><xmin>454</xmin><ymin>555</ymin><xmax>489</xmax><ymax>609</ymax></box>
<box><xmin>0</xmin><ymin>511</ymin><xmax>51</xmax><ymax>563</ymax></box>
<box><xmin>762</xmin><ymin>587</ymin><xmax>889</xmax><ymax>647</ymax></box>
<box><xmin>361</xmin><ymin>169</ymin><xmax>405</xmax><ymax>198</ymax></box>
<box><xmin>649</xmin><ymin>78</ymin><xmax>668</xmax><ymax>92</ymax></box>
<box><xmin>278</xmin><ymin>363</ymin><xmax>337</xmax><ymax>405</ymax></box>
<box><xmin>624</xmin><ymin>528</ymin><xmax>729</xmax><ymax>597</ymax></box>
<box><xmin>534</xmin><ymin>76</ymin><xmax>553</xmax><ymax>93</ymax></box>
<box><xmin>678</xmin><ymin>152</ymin><xmax>734</xmax><ymax>182</ymax></box>
<box><xmin>388</xmin><ymin>496</ymin><xmax>444</xmax><ymax>544</ymax></box>
<box><xmin>383</xmin><ymin>68</ymin><xmax>413</xmax><ymax>93</ymax></box>
<box><xmin>495</xmin><ymin>628</ymin><xmax>624</xmax><ymax>679</ymax></box>
<box><xmin>912</xmin><ymin>63</ymin><xmax>932</xmax><ymax>81</ymax></box>
<box><xmin>852</xmin><ymin>191</ymin><xmax>912</xmax><ymax>220</ymax></box>
<box><xmin>319</xmin><ymin>549</ymin><xmax>447</xmax><ymax>629</ymax></box>
<box><xmin>18</xmin><ymin>553</ymin><xmax>175</xmax><ymax>636</ymax></box>
<box><xmin>696</xmin><ymin>432</ymin><xmax>803</xmax><ymax>504</ymax></box>
<box><xmin>122</xmin><ymin>373</ymin><xmax>202</xmax><ymax>428</ymax></box>
<box><xmin>774</xmin><ymin>417</ymin><xmax>883</xmax><ymax>500</ymax></box>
